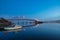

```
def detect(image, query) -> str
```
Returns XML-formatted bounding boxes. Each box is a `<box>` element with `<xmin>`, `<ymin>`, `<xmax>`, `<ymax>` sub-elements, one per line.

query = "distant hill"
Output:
<box><xmin>49</xmin><ymin>20</ymin><xmax>60</xmax><ymax>23</ymax></box>
<box><xmin>44</xmin><ymin>20</ymin><xmax>60</xmax><ymax>23</ymax></box>
<box><xmin>44</xmin><ymin>16</ymin><xmax>60</xmax><ymax>21</ymax></box>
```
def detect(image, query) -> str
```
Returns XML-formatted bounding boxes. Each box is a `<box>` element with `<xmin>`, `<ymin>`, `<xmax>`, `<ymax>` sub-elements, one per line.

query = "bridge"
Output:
<box><xmin>6</xmin><ymin>18</ymin><xmax>43</xmax><ymax>27</ymax></box>
<box><xmin>0</xmin><ymin>17</ymin><xmax>43</xmax><ymax>27</ymax></box>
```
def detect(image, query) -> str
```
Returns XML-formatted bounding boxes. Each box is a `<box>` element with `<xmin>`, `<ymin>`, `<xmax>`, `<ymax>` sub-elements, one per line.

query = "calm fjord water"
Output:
<box><xmin>0</xmin><ymin>23</ymin><xmax>60</xmax><ymax>40</ymax></box>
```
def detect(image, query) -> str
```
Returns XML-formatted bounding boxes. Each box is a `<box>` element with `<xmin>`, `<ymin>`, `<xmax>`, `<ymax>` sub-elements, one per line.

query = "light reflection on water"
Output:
<box><xmin>0</xmin><ymin>23</ymin><xmax>60</xmax><ymax>40</ymax></box>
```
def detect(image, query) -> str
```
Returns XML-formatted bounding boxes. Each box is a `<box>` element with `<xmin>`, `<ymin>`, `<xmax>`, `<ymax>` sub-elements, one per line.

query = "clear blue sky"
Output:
<box><xmin>0</xmin><ymin>0</ymin><xmax>60</xmax><ymax>20</ymax></box>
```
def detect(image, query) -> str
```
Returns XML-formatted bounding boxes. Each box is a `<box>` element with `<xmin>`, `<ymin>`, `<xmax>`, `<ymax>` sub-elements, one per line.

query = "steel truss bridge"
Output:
<box><xmin>6</xmin><ymin>18</ymin><xmax>43</xmax><ymax>27</ymax></box>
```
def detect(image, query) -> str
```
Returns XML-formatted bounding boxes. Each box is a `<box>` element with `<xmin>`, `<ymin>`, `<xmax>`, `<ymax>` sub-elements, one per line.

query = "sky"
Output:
<box><xmin>0</xmin><ymin>0</ymin><xmax>60</xmax><ymax>20</ymax></box>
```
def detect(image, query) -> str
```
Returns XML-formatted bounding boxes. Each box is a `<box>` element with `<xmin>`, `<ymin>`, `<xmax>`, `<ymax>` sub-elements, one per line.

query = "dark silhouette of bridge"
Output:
<box><xmin>0</xmin><ymin>17</ymin><xmax>43</xmax><ymax>27</ymax></box>
<box><xmin>6</xmin><ymin>18</ymin><xmax>43</xmax><ymax>27</ymax></box>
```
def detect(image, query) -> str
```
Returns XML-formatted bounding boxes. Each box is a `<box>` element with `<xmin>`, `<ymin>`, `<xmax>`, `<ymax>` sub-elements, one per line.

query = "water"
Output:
<box><xmin>0</xmin><ymin>23</ymin><xmax>60</xmax><ymax>40</ymax></box>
